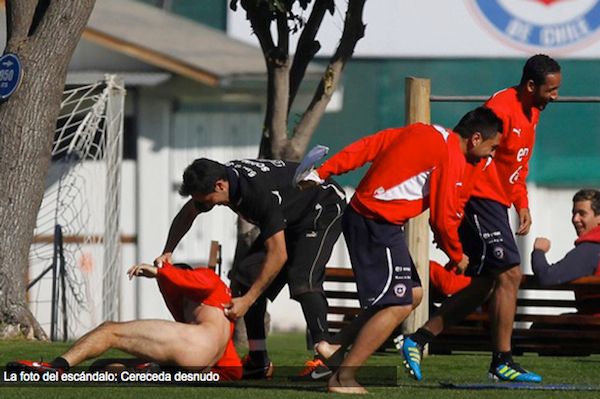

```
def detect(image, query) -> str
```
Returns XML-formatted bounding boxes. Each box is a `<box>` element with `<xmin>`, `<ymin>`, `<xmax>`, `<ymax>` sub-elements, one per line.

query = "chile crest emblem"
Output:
<box><xmin>468</xmin><ymin>0</ymin><xmax>600</xmax><ymax>52</ymax></box>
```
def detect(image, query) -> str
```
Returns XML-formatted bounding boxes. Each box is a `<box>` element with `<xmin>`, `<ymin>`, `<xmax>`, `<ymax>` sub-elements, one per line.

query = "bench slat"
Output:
<box><xmin>324</xmin><ymin>266</ymin><xmax>600</xmax><ymax>355</ymax></box>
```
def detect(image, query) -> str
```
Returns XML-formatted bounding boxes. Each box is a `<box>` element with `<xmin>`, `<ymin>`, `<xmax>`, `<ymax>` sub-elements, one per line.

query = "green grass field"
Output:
<box><xmin>1</xmin><ymin>332</ymin><xmax>600</xmax><ymax>398</ymax></box>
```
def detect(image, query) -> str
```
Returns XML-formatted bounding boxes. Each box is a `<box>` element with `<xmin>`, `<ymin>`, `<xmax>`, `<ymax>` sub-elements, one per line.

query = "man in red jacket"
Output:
<box><xmin>400</xmin><ymin>54</ymin><xmax>561</xmax><ymax>384</ymax></box>
<box><xmin>300</xmin><ymin>107</ymin><xmax>502</xmax><ymax>393</ymax></box>
<box><xmin>532</xmin><ymin>189</ymin><xmax>600</xmax><ymax>315</ymax></box>
<box><xmin>7</xmin><ymin>262</ymin><xmax>242</xmax><ymax>381</ymax></box>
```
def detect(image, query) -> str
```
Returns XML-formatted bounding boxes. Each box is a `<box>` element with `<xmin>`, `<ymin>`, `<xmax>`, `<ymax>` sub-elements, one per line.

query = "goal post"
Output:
<box><xmin>103</xmin><ymin>75</ymin><xmax>124</xmax><ymax>322</ymax></box>
<box><xmin>28</xmin><ymin>74</ymin><xmax>126</xmax><ymax>339</ymax></box>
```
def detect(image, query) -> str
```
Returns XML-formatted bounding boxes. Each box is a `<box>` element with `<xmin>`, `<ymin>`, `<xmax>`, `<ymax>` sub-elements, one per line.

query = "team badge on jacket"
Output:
<box><xmin>468</xmin><ymin>0</ymin><xmax>600</xmax><ymax>52</ymax></box>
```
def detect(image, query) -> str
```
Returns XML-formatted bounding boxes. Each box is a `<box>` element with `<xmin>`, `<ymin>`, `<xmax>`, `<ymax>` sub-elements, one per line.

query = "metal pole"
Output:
<box><xmin>430</xmin><ymin>95</ymin><xmax>600</xmax><ymax>103</ymax></box>
<box><xmin>50</xmin><ymin>224</ymin><xmax>62</xmax><ymax>341</ymax></box>
<box><xmin>59</xmin><ymin>230</ymin><xmax>68</xmax><ymax>342</ymax></box>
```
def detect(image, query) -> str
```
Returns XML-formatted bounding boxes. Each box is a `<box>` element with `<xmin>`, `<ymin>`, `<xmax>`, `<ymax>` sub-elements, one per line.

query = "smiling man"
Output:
<box><xmin>532</xmin><ymin>189</ymin><xmax>600</xmax><ymax>309</ymax></box>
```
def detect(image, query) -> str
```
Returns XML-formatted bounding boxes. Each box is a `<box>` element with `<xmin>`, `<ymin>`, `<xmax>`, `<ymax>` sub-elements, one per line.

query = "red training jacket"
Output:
<box><xmin>429</xmin><ymin>260</ymin><xmax>472</xmax><ymax>297</ymax></box>
<box><xmin>316</xmin><ymin>123</ymin><xmax>473</xmax><ymax>263</ymax></box>
<box><xmin>574</xmin><ymin>226</ymin><xmax>600</xmax><ymax>316</ymax></box>
<box><xmin>471</xmin><ymin>87</ymin><xmax>539</xmax><ymax>211</ymax></box>
<box><xmin>156</xmin><ymin>263</ymin><xmax>242</xmax><ymax>380</ymax></box>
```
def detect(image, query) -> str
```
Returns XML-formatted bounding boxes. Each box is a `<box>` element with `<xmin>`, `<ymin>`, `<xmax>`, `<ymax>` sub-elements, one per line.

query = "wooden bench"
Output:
<box><xmin>323</xmin><ymin>267</ymin><xmax>600</xmax><ymax>355</ymax></box>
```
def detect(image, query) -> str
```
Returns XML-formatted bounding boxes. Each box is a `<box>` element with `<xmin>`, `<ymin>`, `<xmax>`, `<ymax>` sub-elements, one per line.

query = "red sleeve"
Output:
<box><xmin>316</xmin><ymin>128</ymin><xmax>402</xmax><ymax>180</ymax></box>
<box><xmin>511</xmin><ymin>161</ymin><xmax>530</xmax><ymax>211</ymax></box>
<box><xmin>428</xmin><ymin>136</ymin><xmax>464</xmax><ymax>264</ymax></box>
<box><xmin>156</xmin><ymin>264</ymin><xmax>220</xmax><ymax>303</ymax></box>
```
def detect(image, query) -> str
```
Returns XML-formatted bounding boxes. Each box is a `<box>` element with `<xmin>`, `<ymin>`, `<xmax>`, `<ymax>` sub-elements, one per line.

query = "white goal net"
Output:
<box><xmin>28</xmin><ymin>75</ymin><xmax>125</xmax><ymax>340</ymax></box>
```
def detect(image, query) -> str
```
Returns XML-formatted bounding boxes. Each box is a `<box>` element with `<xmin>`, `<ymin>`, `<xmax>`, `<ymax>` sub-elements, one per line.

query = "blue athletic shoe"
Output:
<box><xmin>489</xmin><ymin>361</ymin><xmax>542</xmax><ymax>383</ymax></box>
<box><xmin>397</xmin><ymin>336</ymin><xmax>423</xmax><ymax>381</ymax></box>
<box><xmin>292</xmin><ymin>145</ymin><xmax>329</xmax><ymax>187</ymax></box>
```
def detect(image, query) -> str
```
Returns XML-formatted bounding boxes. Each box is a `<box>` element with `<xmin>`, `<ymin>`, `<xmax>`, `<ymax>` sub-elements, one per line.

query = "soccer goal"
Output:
<box><xmin>27</xmin><ymin>75</ymin><xmax>125</xmax><ymax>341</ymax></box>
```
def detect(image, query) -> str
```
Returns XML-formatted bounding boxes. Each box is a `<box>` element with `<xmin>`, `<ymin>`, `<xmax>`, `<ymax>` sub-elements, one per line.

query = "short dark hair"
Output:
<box><xmin>179</xmin><ymin>158</ymin><xmax>227</xmax><ymax>197</ymax></box>
<box><xmin>573</xmin><ymin>189</ymin><xmax>600</xmax><ymax>216</ymax></box>
<box><xmin>453</xmin><ymin>107</ymin><xmax>503</xmax><ymax>140</ymax></box>
<box><xmin>519</xmin><ymin>54</ymin><xmax>561</xmax><ymax>86</ymax></box>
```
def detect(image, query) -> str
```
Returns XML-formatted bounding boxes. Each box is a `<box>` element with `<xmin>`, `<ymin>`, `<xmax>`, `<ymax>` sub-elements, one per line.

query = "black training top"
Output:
<box><xmin>195</xmin><ymin>159</ymin><xmax>346</xmax><ymax>240</ymax></box>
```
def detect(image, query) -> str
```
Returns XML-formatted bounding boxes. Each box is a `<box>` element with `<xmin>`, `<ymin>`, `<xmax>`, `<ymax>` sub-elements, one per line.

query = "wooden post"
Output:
<box><xmin>208</xmin><ymin>240</ymin><xmax>222</xmax><ymax>274</ymax></box>
<box><xmin>402</xmin><ymin>77</ymin><xmax>431</xmax><ymax>342</ymax></box>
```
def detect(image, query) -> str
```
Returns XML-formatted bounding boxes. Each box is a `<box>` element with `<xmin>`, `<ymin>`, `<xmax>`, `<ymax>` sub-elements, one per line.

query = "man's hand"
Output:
<box><xmin>223</xmin><ymin>296</ymin><xmax>252</xmax><ymax>320</ymax></box>
<box><xmin>533</xmin><ymin>237</ymin><xmax>551</xmax><ymax>253</ymax></box>
<box><xmin>455</xmin><ymin>254</ymin><xmax>470</xmax><ymax>275</ymax></box>
<box><xmin>516</xmin><ymin>208</ymin><xmax>532</xmax><ymax>235</ymax></box>
<box><xmin>127</xmin><ymin>264</ymin><xmax>158</xmax><ymax>280</ymax></box>
<box><xmin>154</xmin><ymin>252</ymin><xmax>172</xmax><ymax>268</ymax></box>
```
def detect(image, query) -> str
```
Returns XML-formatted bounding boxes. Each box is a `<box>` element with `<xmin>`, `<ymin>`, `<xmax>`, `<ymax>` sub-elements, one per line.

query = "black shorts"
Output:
<box><xmin>459</xmin><ymin>197</ymin><xmax>521</xmax><ymax>277</ymax></box>
<box><xmin>342</xmin><ymin>206</ymin><xmax>421</xmax><ymax>308</ymax></box>
<box><xmin>229</xmin><ymin>200</ymin><xmax>344</xmax><ymax>300</ymax></box>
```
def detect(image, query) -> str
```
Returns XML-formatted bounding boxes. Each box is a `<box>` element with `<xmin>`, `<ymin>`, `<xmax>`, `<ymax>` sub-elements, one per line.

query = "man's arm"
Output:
<box><xmin>513</xmin><ymin>162</ymin><xmax>532</xmax><ymax>235</ymax></box>
<box><xmin>531</xmin><ymin>238</ymin><xmax>600</xmax><ymax>285</ymax></box>
<box><xmin>316</xmin><ymin>128</ymin><xmax>399</xmax><ymax>180</ymax></box>
<box><xmin>155</xmin><ymin>199</ymin><xmax>200</xmax><ymax>266</ymax></box>
<box><xmin>427</xmin><ymin>139</ymin><xmax>468</xmax><ymax>271</ymax></box>
<box><xmin>224</xmin><ymin>230</ymin><xmax>288</xmax><ymax>320</ymax></box>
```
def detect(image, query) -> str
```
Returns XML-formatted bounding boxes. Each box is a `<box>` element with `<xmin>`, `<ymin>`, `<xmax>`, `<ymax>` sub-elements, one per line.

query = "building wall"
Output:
<box><xmin>134</xmin><ymin>88</ymin><xmax>266</xmax><ymax>321</ymax></box>
<box><xmin>135</xmin><ymin>0</ymin><xmax>227</xmax><ymax>30</ymax></box>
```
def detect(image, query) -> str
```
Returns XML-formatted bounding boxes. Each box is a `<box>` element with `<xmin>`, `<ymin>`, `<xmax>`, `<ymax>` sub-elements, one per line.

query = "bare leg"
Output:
<box><xmin>61</xmin><ymin>319</ymin><xmax>228</xmax><ymax>369</ymax></box>
<box><xmin>421</xmin><ymin>276</ymin><xmax>494</xmax><ymax>336</ymax></box>
<box><xmin>489</xmin><ymin>266</ymin><xmax>521</xmax><ymax>352</ymax></box>
<box><xmin>329</xmin><ymin>305</ymin><xmax>412</xmax><ymax>394</ymax></box>
<box><xmin>318</xmin><ymin>287</ymin><xmax>423</xmax><ymax>368</ymax></box>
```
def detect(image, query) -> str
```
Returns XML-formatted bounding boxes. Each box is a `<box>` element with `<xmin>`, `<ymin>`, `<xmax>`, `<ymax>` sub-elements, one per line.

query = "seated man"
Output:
<box><xmin>532</xmin><ymin>188</ymin><xmax>600</xmax><ymax>315</ymax></box>
<box><xmin>7</xmin><ymin>262</ymin><xmax>242</xmax><ymax>380</ymax></box>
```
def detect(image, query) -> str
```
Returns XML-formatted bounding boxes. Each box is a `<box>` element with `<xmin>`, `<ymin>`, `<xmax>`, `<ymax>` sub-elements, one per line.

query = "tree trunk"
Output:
<box><xmin>0</xmin><ymin>0</ymin><xmax>96</xmax><ymax>340</ymax></box>
<box><xmin>285</xmin><ymin>0</ymin><xmax>366</xmax><ymax>161</ymax></box>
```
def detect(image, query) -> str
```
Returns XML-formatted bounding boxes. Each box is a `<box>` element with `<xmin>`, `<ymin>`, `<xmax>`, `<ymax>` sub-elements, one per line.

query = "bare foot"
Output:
<box><xmin>316</xmin><ymin>340</ymin><xmax>341</xmax><ymax>360</ymax></box>
<box><xmin>327</xmin><ymin>371</ymin><xmax>368</xmax><ymax>395</ymax></box>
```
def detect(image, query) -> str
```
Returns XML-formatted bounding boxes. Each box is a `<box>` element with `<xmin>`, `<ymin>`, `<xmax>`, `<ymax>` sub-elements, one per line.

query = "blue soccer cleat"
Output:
<box><xmin>397</xmin><ymin>336</ymin><xmax>423</xmax><ymax>381</ymax></box>
<box><xmin>489</xmin><ymin>361</ymin><xmax>542</xmax><ymax>383</ymax></box>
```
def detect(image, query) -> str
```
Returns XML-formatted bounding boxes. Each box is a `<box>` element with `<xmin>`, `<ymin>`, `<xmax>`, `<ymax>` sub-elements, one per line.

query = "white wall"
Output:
<box><xmin>28</xmin><ymin>159</ymin><xmax>138</xmax><ymax>338</ymax></box>
<box><xmin>135</xmin><ymin>99</ymin><xmax>265</xmax><ymax>321</ymax></box>
<box><xmin>228</xmin><ymin>0</ymin><xmax>600</xmax><ymax>58</ymax></box>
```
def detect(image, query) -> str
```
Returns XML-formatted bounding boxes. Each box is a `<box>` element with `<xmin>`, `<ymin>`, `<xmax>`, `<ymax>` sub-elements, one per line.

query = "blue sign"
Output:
<box><xmin>0</xmin><ymin>53</ymin><xmax>22</xmax><ymax>101</ymax></box>
<box><xmin>470</xmin><ymin>0</ymin><xmax>600</xmax><ymax>51</ymax></box>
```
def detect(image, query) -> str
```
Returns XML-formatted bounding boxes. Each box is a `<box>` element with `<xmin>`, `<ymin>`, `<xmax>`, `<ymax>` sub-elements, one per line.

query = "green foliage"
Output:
<box><xmin>229</xmin><ymin>0</ymin><xmax>334</xmax><ymax>34</ymax></box>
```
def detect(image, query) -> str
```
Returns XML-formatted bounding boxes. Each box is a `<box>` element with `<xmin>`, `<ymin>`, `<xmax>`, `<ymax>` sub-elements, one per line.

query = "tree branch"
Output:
<box><xmin>244</xmin><ymin>2</ymin><xmax>291</xmax><ymax>159</ymax></box>
<box><xmin>266</xmin><ymin>7</ymin><xmax>291</xmax><ymax>158</ymax></box>
<box><xmin>288</xmin><ymin>0</ymin><xmax>331</xmax><ymax>111</ymax></box>
<box><xmin>243</xmin><ymin>1</ymin><xmax>276</xmax><ymax>58</ymax></box>
<box><xmin>287</xmin><ymin>0</ymin><xmax>366</xmax><ymax>160</ymax></box>
<box><xmin>276</xmin><ymin>7</ymin><xmax>289</xmax><ymax>57</ymax></box>
<box><xmin>5</xmin><ymin>0</ymin><xmax>37</xmax><ymax>49</ymax></box>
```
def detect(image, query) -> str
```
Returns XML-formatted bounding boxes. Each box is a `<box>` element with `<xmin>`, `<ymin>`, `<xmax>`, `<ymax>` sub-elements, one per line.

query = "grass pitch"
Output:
<box><xmin>1</xmin><ymin>332</ymin><xmax>600</xmax><ymax>398</ymax></box>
